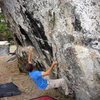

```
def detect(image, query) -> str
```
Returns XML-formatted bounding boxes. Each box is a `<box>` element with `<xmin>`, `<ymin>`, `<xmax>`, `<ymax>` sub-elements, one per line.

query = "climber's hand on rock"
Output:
<box><xmin>30</xmin><ymin>47</ymin><xmax>34</xmax><ymax>50</ymax></box>
<box><xmin>52</xmin><ymin>61</ymin><xmax>57</xmax><ymax>66</ymax></box>
<box><xmin>28</xmin><ymin>46</ymin><xmax>34</xmax><ymax>49</ymax></box>
<box><xmin>29</xmin><ymin>46</ymin><xmax>34</xmax><ymax>51</ymax></box>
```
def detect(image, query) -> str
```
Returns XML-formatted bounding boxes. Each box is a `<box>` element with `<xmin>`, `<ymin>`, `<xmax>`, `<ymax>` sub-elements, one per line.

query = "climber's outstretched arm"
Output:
<box><xmin>41</xmin><ymin>61</ymin><xmax>57</xmax><ymax>77</ymax></box>
<box><xmin>28</xmin><ymin>47</ymin><xmax>33</xmax><ymax>64</ymax></box>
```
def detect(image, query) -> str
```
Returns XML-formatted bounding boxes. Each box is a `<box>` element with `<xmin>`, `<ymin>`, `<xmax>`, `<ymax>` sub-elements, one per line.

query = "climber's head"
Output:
<box><xmin>25</xmin><ymin>63</ymin><xmax>34</xmax><ymax>72</ymax></box>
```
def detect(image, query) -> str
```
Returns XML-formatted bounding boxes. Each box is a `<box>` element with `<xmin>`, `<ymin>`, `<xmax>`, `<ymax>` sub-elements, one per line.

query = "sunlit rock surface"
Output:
<box><xmin>0</xmin><ymin>41</ymin><xmax>10</xmax><ymax>55</ymax></box>
<box><xmin>1</xmin><ymin>0</ymin><xmax>100</xmax><ymax>100</ymax></box>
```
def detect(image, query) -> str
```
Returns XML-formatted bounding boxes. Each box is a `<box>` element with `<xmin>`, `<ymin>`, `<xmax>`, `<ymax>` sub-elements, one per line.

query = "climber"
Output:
<box><xmin>25</xmin><ymin>47</ymin><xmax>73</xmax><ymax>96</ymax></box>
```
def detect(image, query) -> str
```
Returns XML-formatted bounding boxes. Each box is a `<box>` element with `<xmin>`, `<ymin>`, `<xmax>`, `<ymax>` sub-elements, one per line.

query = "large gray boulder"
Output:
<box><xmin>1</xmin><ymin>0</ymin><xmax>100</xmax><ymax>100</ymax></box>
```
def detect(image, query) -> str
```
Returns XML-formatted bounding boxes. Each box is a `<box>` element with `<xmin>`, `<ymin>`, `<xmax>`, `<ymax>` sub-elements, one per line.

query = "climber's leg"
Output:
<box><xmin>45</xmin><ymin>78</ymin><xmax>69</xmax><ymax>95</ymax></box>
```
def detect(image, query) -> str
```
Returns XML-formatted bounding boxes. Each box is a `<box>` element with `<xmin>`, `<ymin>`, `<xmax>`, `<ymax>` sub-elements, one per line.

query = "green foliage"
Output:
<box><xmin>0</xmin><ymin>12</ymin><xmax>11</xmax><ymax>41</ymax></box>
<box><xmin>6</xmin><ymin>31</ymin><xmax>11</xmax><ymax>41</ymax></box>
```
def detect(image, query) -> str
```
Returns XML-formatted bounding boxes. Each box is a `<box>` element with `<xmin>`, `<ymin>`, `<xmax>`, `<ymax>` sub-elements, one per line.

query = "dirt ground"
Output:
<box><xmin>0</xmin><ymin>54</ymin><xmax>74</xmax><ymax>100</ymax></box>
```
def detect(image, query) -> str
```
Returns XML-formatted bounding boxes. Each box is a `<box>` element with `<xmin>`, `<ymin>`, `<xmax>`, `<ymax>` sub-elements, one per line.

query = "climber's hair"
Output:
<box><xmin>25</xmin><ymin>63</ymin><xmax>34</xmax><ymax>72</ymax></box>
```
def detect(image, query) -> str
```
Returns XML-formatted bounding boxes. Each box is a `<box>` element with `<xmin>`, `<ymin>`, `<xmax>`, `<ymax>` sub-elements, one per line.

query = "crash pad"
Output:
<box><xmin>30</xmin><ymin>96</ymin><xmax>56</xmax><ymax>100</ymax></box>
<box><xmin>0</xmin><ymin>82</ymin><xmax>21</xmax><ymax>98</ymax></box>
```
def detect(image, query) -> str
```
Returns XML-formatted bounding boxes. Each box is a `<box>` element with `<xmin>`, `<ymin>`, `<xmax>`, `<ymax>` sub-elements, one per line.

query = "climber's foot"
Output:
<box><xmin>68</xmin><ymin>90</ymin><xmax>75</xmax><ymax>98</ymax></box>
<box><xmin>69</xmin><ymin>90</ymin><xmax>74</xmax><ymax>95</ymax></box>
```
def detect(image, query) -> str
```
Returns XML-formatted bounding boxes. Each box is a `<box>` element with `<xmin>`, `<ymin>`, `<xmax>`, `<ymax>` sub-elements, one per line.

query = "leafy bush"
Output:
<box><xmin>0</xmin><ymin>12</ymin><xmax>11</xmax><ymax>41</ymax></box>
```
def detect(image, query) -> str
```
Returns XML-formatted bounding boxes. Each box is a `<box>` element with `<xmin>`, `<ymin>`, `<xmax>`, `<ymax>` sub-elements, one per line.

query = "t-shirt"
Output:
<box><xmin>29</xmin><ymin>70</ymin><xmax>48</xmax><ymax>90</ymax></box>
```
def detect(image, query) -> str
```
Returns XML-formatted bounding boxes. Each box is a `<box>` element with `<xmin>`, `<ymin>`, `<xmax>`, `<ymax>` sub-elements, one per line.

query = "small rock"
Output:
<box><xmin>0</xmin><ymin>41</ymin><xmax>10</xmax><ymax>55</ymax></box>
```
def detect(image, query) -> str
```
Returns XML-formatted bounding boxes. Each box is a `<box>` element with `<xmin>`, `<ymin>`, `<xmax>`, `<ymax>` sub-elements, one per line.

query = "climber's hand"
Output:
<box><xmin>30</xmin><ymin>47</ymin><xmax>34</xmax><ymax>51</ymax></box>
<box><xmin>52</xmin><ymin>61</ymin><xmax>57</xmax><ymax>66</ymax></box>
<box><xmin>28</xmin><ymin>47</ymin><xmax>34</xmax><ymax>63</ymax></box>
<box><xmin>28</xmin><ymin>46</ymin><xmax>34</xmax><ymax>50</ymax></box>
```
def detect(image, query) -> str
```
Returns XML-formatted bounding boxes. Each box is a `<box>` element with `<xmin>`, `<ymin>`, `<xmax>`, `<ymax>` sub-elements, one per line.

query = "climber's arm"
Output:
<box><xmin>28</xmin><ymin>48</ymin><xmax>33</xmax><ymax>64</ymax></box>
<box><xmin>41</xmin><ymin>61</ymin><xmax>57</xmax><ymax>77</ymax></box>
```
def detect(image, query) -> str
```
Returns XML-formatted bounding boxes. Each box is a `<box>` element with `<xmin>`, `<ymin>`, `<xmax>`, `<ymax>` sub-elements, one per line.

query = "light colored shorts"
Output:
<box><xmin>45</xmin><ymin>78</ymin><xmax>69</xmax><ymax>95</ymax></box>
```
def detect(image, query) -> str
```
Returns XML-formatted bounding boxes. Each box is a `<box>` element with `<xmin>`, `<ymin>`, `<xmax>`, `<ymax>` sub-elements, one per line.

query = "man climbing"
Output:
<box><xmin>25</xmin><ymin>47</ymin><xmax>73</xmax><ymax>96</ymax></box>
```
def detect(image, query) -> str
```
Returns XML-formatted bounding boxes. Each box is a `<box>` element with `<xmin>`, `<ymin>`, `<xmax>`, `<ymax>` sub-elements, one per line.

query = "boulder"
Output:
<box><xmin>63</xmin><ymin>45</ymin><xmax>100</xmax><ymax>100</ymax></box>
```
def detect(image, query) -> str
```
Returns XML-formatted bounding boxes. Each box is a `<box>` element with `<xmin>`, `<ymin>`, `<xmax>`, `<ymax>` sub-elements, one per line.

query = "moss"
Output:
<box><xmin>48</xmin><ymin>10</ymin><xmax>56</xmax><ymax>30</ymax></box>
<box><xmin>51</xmin><ymin>12</ymin><xmax>55</xmax><ymax>28</ymax></box>
<box><xmin>48</xmin><ymin>10</ymin><xmax>52</xmax><ymax>17</ymax></box>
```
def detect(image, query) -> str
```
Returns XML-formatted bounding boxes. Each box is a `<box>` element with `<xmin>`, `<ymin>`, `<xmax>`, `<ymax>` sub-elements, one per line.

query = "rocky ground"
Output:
<box><xmin>0</xmin><ymin>50</ymin><xmax>74</xmax><ymax>100</ymax></box>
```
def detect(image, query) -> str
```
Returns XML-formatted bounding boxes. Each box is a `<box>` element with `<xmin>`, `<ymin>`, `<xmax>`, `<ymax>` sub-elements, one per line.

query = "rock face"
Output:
<box><xmin>1</xmin><ymin>0</ymin><xmax>100</xmax><ymax>100</ymax></box>
<box><xmin>0</xmin><ymin>41</ymin><xmax>10</xmax><ymax>55</ymax></box>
